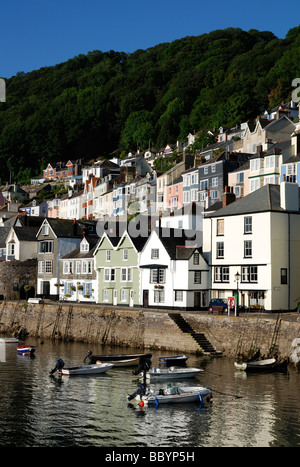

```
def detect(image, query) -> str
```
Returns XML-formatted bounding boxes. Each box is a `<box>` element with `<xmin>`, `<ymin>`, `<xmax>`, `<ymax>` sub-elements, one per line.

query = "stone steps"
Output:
<box><xmin>168</xmin><ymin>313</ymin><xmax>222</xmax><ymax>356</ymax></box>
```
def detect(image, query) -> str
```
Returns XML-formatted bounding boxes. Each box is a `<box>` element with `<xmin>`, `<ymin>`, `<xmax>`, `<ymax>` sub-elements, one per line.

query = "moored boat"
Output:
<box><xmin>143</xmin><ymin>366</ymin><xmax>203</xmax><ymax>382</ymax></box>
<box><xmin>17</xmin><ymin>345</ymin><xmax>36</xmax><ymax>356</ymax></box>
<box><xmin>60</xmin><ymin>362</ymin><xmax>114</xmax><ymax>376</ymax></box>
<box><xmin>234</xmin><ymin>358</ymin><xmax>277</xmax><ymax>372</ymax></box>
<box><xmin>96</xmin><ymin>357</ymin><xmax>139</xmax><ymax>367</ymax></box>
<box><xmin>85</xmin><ymin>351</ymin><xmax>152</xmax><ymax>364</ymax></box>
<box><xmin>158</xmin><ymin>355</ymin><xmax>188</xmax><ymax>366</ymax></box>
<box><xmin>128</xmin><ymin>384</ymin><xmax>212</xmax><ymax>406</ymax></box>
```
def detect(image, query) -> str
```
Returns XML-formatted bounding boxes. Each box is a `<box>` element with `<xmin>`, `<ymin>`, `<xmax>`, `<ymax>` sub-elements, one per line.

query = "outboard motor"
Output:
<box><xmin>83</xmin><ymin>350</ymin><xmax>93</xmax><ymax>363</ymax></box>
<box><xmin>50</xmin><ymin>358</ymin><xmax>65</xmax><ymax>375</ymax></box>
<box><xmin>132</xmin><ymin>356</ymin><xmax>151</xmax><ymax>386</ymax></box>
<box><xmin>128</xmin><ymin>383</ymin><xmax>146</xmax><ymax>401</ymax></box>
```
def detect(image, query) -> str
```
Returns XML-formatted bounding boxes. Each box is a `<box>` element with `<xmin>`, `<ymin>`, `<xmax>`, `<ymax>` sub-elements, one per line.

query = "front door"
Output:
<box><xmin>113</xmin><ymin>289</ymin><xmax>117</xmax><ymax>305</ymax></box>
<box><xmin>143</xmin><ymin>290</ymin><xmax>149</xmax><ymax>308</ymax></box>
<box><xmin>130</xmin><ymin>289</ymin><xmax>134</xmax><ymax>307</ymax></box>
<box><xmin>194</xmin><ymin>291</ymin><xmax>200</xmax><ymax>308</ymax></box>
<box><xmin>42</xmin><ymin>281</ymin><xmax>50</xmax><ymax>298</ymax></box>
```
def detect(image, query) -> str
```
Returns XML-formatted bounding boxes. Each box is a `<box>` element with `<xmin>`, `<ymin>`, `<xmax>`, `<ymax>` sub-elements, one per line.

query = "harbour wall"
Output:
<box><xmin>0</xmin><ymin>301</ymin><xmax>300</xmax><ymax>359</ymax></box>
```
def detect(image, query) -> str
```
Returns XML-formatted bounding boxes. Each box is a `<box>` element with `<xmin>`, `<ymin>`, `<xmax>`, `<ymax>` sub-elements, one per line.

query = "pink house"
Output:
<box><xmin>165</xmin><ymin>175</ymin><xmax>183</xmax><ymax>212</ymax></box>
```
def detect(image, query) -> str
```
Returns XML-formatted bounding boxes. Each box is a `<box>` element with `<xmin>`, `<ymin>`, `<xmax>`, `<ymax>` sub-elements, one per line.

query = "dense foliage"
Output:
<box><xmin>1</xmin><ymin>26</ymin><xmax>300</xmax><ymax>183</ymax></box>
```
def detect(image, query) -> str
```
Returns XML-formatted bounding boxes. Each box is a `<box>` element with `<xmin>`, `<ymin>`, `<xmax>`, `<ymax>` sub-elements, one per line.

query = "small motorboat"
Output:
<box><xmin>158</xmin><ymin>355</ymin><xmax>188</xmax><ymax>366</ymax></box>
<box><xmin>60</xmin><ymin>362</ymin><xmax>114</xmax><ymax>376</ymax></box>
<box><xmin>128</xmin><ymin>384</ymin><xmax>212</xmax><ymax>406</ymax></box>
<box><xmin>0</xmin><ymin>337</ymin><xmax>19</xmax><ymax>344</ymax></box>
<box><xmin>143</xmin><ymin>366</ymin><xmax>203</xmax><ymax>382</ymax></box>
<box><xmin>234</xmin><ymin>358</ymin><xmax>277</xmax><ymax>372</ymax></box>
<box><xmin>96</xmin><ymin>357</ymin><xmax>139</xmax><ymax>367</ymax></box>
<box><xmin>17</xmin><ymin>345</ymin><xmax>36</xmax><ymax>356</ymax></box>
<box><xmin>85</xmin><ymin>350</ymin><xmax>152</xmax><ymax>364</ymax></box>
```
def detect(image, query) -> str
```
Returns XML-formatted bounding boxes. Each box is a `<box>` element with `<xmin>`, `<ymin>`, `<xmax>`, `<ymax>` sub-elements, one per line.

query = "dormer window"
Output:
<box><xmin>81</xmin><ymin>240</ymin><xmax>89</xmax><ymax>252</ymax></box>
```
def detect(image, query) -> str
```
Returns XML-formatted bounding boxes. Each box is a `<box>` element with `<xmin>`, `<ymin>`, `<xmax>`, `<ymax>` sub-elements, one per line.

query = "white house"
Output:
<box><xmin>139</xmin><ymin>228</ymin><xmax>209</xmax><ymax>309</ymax></box>
<box><xmin>203</xmin><ymin>179</ymin><xmax>300</xmax><ymax>311</ymax></box>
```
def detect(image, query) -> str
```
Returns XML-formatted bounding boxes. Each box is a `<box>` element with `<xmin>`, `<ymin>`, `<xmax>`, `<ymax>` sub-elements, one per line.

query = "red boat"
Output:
<box><xmin>17</xmin><ymin>345</ymin><xmax>36</xmax><ymax>356</ymax></box>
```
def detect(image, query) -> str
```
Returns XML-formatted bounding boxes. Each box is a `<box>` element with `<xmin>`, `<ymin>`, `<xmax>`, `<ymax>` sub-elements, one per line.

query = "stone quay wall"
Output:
<box><xmin>0</xmin><ymin>301</ymin><xmax>299</xmax><ymax>360</ymax></box>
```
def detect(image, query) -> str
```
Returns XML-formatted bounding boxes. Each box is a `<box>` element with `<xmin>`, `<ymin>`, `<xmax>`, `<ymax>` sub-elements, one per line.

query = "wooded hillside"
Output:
<box><xmin>1</xmin><ymin>25</ymin><xmax>300</xmax><ymax>183</ymax></box>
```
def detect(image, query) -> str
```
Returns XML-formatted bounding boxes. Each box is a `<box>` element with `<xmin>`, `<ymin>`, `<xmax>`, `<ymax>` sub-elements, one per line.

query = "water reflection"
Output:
<box><xmin>0</xmin><ymin>337</ymin><xmax>299</xmax><ymax>447</ymax></box>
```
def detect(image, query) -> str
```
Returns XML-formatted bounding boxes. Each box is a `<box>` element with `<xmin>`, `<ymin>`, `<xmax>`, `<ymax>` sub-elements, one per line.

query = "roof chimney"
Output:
<box><xmin>280</xmin><ymin>176</ymin><xmax>299</xmax><ymax>211</ymax></box>
<box><xmin>222</xmin><ymin>186</ymin><xmax>236</xmax><ymax>208</ymax></box>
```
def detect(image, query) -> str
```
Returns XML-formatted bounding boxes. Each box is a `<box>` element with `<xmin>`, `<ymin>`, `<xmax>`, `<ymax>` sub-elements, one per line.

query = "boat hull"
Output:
<box><xmin>158</xmin><ymin>356</ymin><xmax>188</xmax><ymax>366</ymax></box>
<box><xmin>138</xmin><ymin>386</ymin><xmax>212</xmax><ymax>405</ymax></box>
<box><xmin>60</xmin><ymin>363</ymin><xmax>114</xmax><ymax>376</ymax></box>
<box><xmin>90</xmin><ymin>353</ymin><xmax>152</xmax><ymax>364</ymax></box>
<box><xmin>144</xmin><ymin>367</ymin><xmax>203</xmax><ymax>382</ymax></box>
<box><xmin>96</xmin><ymin>358</ymin><xmax>139</xmax><ymax>367</ymax></box>
<box><xmin>234</xmin><ymin>358</ymin><xmax>277</xmax><ymax>372</ymax></box>
<box><xmin>17</xmin><ymin>345</ymin><xmax>36</xmax><ymax>356</ymax></box>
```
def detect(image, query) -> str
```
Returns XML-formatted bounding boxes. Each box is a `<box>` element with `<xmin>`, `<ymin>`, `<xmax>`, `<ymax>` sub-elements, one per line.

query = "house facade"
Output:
<box><xmin>203</xmin><ymin>180</ymin><xmax>300</xmax><ymax>311</ymax></box>
<box><xmin>139</xmin><ymin>228</ymin><xmax>209</xmax><ymax>310</ymax></box>
<box><xmin>36</xmin><ymin>218</ymin><xmax>83</xmax><ymax>300</ymax></box>
<box><xmin>94</xmin><ymin>231</ymin><xmax>146</xmax><ymax>307</ymax></box>
<box><xmin>60</xmin><ymin>236</ymin><xmax>98</xmax><ymax>302</ymax></box>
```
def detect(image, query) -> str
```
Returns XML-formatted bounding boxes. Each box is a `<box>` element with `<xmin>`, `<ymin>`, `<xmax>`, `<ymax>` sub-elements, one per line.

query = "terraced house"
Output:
<box><xmin>94</xmin><ymin>229</ymin><xmax>146</xmax><ymax>306</ymax></box>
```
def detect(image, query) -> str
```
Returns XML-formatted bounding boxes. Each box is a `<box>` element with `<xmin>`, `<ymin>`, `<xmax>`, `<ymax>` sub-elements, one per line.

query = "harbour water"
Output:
<box><xmin>0</xmin><ymin>337</ymin><xmax>299</xmax><ymax>448</ymax></box>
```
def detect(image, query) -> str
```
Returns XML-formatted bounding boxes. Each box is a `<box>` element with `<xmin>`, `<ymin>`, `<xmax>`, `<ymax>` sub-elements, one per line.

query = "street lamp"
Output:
<box><xmin>234</xmin><ymin>271</ymin><xmax>241</xmax><ymax>317</ymax></box>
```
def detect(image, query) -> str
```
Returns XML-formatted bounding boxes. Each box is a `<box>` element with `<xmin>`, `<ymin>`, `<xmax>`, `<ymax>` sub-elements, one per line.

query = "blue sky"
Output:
<box><xmin>1</xmin><ymin>0</ymin><xmax>300</xmax><ymax>78</ymax></box>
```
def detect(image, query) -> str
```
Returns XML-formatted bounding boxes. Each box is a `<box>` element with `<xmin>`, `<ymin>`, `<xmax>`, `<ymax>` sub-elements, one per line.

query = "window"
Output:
<box><xmin>106</xmin><ymin>250</ymin><xmax>111</xmax><ymax>261</ymax></box>
<box><xmin>41</xmin><ymin>224</ymin><xmax>49</xmax><ymax>236</ymax></box>
<box><xmin>175</xmin><ymin>291</ymin><xmax>183</xmax><ymax>302</ymax></box>
<box><xmin>8</xmin><ymin>243</ymin><xmax>15</xmax><ymax>256</ymax></box>
<box><xmin>194</xmin><ymin>271</ymin><xmax>201</xmax><ymax>283</ymax></box>
<box><xmin>200</xmin><ymin>179</ymin><xmax>208</xmax><ymax>191</ymax></box>
<box><xmin>212</xmin><ymin>177</ymin><xmax>218</xmax><ymax>187</ymax></box>
<box><xmin>38</xmin><ymin>261</ymin><xmax>45</xmax><ymax>274</ymax></box>
<box><xmin>154</xmin><ymin>289</ymin><xmax>165</xmax><ymax>303</ymax></box>
<box><xmin>82</xmin><ymin>261</ymin><xmax>87</xmax><ymax>274</ymax></box>
<box><xmin>216</xmin><ymin>241</ymin><xmax>224</xmax><ymax>258</ymax></box>
<box><xmin>121</xmin><ymin>289</ymin><xmax>127</xmax><ymax>302</ymax></box>
<box><xmin>103</xmin><ymin>290</ymin><xmax>109</xmax><ymax>302</ymax></box>
<box><xmin>39</xmin><ymin>240</ymin><xmax>53</xmax><ymax>253</ymax></box>
<box><xmin>81</xmin><ymin>241</ymin><xmax>89</xmax><ymax>252</ymax></box>
<box><xmin>121</xmin><ymin>268</ymin><xmax>132</xmax><ymax>282</ymax></box>
<box><xmin>217</xmin><ymin>219</ymin><xmax>224</xmax><ymax>236</ymax></box>
<box><xmin>76</xmin><ymin>261</ymin><xmax>81</xmax><ymax>274</ymax></box>
<box><xmin>123</xmin><ymin>249</ymin><xmax>128</xmax><ymax>260</ymax></box>
<box><xmin>241</xmin><ymin>266</ymin><xmax>258</xmax><ymax>282</ymax></box>
<box><xmin>244</xmin><ymin>216</ymin><xmax>252</xmax><ymax>234</ymax></box>
<box><xmin>193</xmin><ymin>252</ymin><xmax>200</xmax><ymax>265</ymax></box>
<box><xmin>244</xmin><ymin>240</ymin><xmax>252</xmax><ymax>257</ymax></box>
<box><xmin>214</xmin><ymin>267</ymin><xmax>229</xmax><ymax>282</ymax></box>
<box><xmin>281</xmin><ymin>268</ymin><xmax>288</xmax><ymax>284</ymax></box>
<box><xmin>104</xmin><ymin>268</ymin><xmax>115</xmax><ymax>281</ymax></box>
<box><xmin>237</xmin><ymin>172</ymin><xmax>244</xmax><ymax>183</ymax></box>
<box><xmin>150</xmin><ymin>268</ymin><xmax>165</xmax><ymax>283</ymax></box>
<box><xmin>104</xmin><ymin>269</ymin><xmax>110</xmax><ymax>281</ymax></box>
<box><xmin>45</xmin><ymin>260</ymin><xmax>52</xmax><ymax>274</ymax></box>
<box><xmin>151</xmin><ymin>249</ymin><xmax>159</xmax><ymax>259</ymax></box>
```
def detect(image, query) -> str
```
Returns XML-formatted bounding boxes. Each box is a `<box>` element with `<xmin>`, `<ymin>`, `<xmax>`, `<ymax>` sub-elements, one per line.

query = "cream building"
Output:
<box><xmin>203</xmin><ymin>179</ymin><xmax>300</xmax><ymax>311</ymax></box>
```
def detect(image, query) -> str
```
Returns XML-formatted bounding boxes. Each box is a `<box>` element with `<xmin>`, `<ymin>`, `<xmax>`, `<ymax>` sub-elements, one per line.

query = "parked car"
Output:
<box><xmin>208</xmin><ymin>298</ymin><xmax>228</xmax><ymax>314</ymax></box>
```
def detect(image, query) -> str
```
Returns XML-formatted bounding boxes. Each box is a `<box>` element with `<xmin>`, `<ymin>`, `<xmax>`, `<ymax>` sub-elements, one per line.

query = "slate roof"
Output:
<box><xmin>45</xmin><ymin>218</ymin><xmax>84</xmax><ymax>238</ymax></box>
<box><xmin>0</xmin><ymin>227</ymin><xmax>10</xmax><ymax>247</ymax></box>
<box><xmin>13</xmin><ymin>227</ymin><xmax>40</xmax><ymax>241</ymax></box>
<box><xmin>206</xmin><ymin>184</ymin><xmax>300</xmax><ymax>218</ymax></box>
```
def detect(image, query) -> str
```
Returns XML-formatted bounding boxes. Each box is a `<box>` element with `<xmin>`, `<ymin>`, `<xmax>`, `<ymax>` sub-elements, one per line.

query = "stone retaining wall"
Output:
<box><xmin>0</xmin><ymin>301</ymin><xmax>299</xmax><ymax>359</ymax></box>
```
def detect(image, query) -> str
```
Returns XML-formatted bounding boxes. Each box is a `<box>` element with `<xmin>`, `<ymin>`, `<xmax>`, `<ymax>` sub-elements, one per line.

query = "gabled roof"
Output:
<box><xmin>37</xmin><ymin>218</ymin><xmax>83</xmax><ymax>238</ymax></box>
<box><xmin>12</xmin><ymin>226</ymin><xmax>40</xmax><ymax>242</ymax></box>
